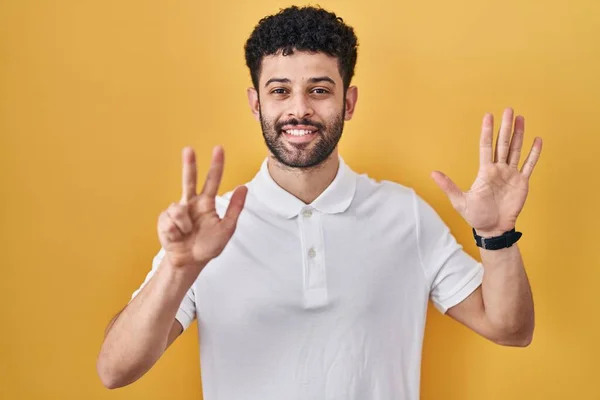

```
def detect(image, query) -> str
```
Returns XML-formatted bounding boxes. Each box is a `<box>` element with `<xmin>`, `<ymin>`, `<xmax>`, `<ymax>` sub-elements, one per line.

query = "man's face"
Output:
<box><xmin>248</xmin><ymin>51</ymin><xmax>357</xmax><ymax>169</ymax></box>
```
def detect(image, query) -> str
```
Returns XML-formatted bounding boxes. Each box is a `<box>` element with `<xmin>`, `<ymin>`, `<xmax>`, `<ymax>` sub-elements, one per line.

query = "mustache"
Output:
<box><xmin>274</xmin><ymin>118</ymin><xmax>325</xmax><ymax>132</ymax></box>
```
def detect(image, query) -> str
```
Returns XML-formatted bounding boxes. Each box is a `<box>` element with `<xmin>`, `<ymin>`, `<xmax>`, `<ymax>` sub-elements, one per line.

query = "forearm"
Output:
<box><xmin>479</xmin><ymin>242</ymin><xmax>534</xmax><ymax>344</ymax></box>
<box><xmin>97</xmin><ymin>258</ymin><xmax>198</xmax><ymax>388</ymax></box>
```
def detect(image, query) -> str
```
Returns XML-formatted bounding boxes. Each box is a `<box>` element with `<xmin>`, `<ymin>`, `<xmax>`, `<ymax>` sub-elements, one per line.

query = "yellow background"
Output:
<box><xmin>1</xmin><ymin>0</ymin><xmax>598</xmax><ymax>399</ymax></box>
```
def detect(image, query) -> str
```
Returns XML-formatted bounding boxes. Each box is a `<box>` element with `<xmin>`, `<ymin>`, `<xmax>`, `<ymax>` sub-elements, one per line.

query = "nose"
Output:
<box><xmin>287</xmin><ymin>93</ymin><xmax>314</xmax><ymax>120</ymax></box>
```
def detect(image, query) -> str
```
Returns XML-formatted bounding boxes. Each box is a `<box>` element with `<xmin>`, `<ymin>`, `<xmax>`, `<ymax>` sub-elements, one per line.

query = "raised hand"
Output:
<box><xmin>157</xmin><ymin>146</ymin><xmax>248</xmax><ymax>272</ymax></box>
<box><xmin>431</xmin><ymin>108</ymin><xmax>543</xmax><ymax>237</ymax></box>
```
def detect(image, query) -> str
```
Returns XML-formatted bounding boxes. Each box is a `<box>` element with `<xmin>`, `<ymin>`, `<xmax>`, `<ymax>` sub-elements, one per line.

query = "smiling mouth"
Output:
<box><xmin>282</xmin><ymin>128</ymin><xmax>317</xmax><ymax>136</ymax></box>
<box><xmin>280</xmin><ymin>128</ymin><xmax>319</xmax><ymax>144</ymax></box>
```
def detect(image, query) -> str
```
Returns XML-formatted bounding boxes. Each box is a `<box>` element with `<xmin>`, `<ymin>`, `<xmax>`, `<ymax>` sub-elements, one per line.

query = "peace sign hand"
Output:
<box><xmin>157</xmin><ymin>146</ymin><xmax>248</xmax><ymax>273</ymax></box>
<box><xmin>431</xmin><ymin>108</ymin><xmax>543</xmax><ymax>237</ymax></box>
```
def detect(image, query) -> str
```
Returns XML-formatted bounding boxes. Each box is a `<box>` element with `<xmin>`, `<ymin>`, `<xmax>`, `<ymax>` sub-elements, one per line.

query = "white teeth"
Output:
<box><xmin>285</xmin><ymin>129</ymin><xmax>313</xmax><ymax>136</ymax></box>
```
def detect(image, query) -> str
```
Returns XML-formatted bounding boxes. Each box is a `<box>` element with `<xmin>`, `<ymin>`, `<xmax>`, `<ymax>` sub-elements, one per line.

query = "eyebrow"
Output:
<box><xmin>309</xmin><ymin>76</ymin><xmax>336</xmax><ymax>85</ymax></box>
<box><xmin>264</xmin><ymin>76</ymin><xmax>336</xmax><ymax>88</ymax></box>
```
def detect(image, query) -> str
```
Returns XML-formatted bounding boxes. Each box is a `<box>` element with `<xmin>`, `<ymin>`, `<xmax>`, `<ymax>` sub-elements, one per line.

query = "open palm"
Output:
<box><xmin>432</xmin><ymin>108</ymin><xmax>543</xmax><ymax>237</ymax></box>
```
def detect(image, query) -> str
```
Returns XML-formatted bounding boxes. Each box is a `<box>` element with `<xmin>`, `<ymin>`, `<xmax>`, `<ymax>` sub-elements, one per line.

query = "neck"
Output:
<box><xmin>267</xmin><ymin>150</ymin><xmax>340</xmax><ymax>204</ymax></box>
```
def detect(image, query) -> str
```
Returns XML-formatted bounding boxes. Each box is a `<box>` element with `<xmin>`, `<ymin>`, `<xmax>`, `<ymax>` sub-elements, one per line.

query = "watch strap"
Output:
<box><xmin>473</xmin><ymin>228</ymin><xmax>522</xmax><ymax>250</ymax></box>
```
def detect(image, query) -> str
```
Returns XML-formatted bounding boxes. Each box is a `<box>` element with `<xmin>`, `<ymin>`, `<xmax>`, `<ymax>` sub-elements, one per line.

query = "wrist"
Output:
<box><xmin>159</xmin><ymin>257</ymin><xmax>206</xmax><ymax>290</ymax></box>
<box><xmin>473</xmin><ymin>227</ymin><xmax>522</xmax><ymax>251</ymax></box>
<box><xmin>474</xmin><ymin>227</ymin><xmax>515</xmax><ymax>238</ymax></box>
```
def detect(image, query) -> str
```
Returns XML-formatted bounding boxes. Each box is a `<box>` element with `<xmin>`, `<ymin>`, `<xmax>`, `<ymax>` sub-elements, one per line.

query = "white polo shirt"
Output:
<box><xmin>132</xmin><ymin>156</ymin><xmax>483</xmax><ymax>400</ymax></box>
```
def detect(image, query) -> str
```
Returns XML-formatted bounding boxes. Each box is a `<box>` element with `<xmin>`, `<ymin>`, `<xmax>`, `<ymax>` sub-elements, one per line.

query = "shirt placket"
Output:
<box><xmin>298</xmin><ymin>207</ymin><xmax>328</xmax><ymax>308</ymax></box>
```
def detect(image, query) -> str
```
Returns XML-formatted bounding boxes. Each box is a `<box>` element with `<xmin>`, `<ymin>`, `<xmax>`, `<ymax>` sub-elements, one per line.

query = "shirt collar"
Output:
<box><xmin>249</xmin><ymin>156</ymin><xmax>357</xmax><ymax>219</ymax></box>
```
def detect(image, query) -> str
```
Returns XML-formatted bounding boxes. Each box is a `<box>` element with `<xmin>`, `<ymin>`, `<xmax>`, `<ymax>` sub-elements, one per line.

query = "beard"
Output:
<box><xmin>259</xmin><ymin>105</ymin><xmax>345</xmax><ymax>169</ymax></box>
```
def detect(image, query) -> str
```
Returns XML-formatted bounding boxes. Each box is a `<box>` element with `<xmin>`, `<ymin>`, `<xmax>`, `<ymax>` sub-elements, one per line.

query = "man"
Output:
<box><xmin>97</xmin><ymin>6</ymin><xmax>542</xmax><ymax>399</ymax></box>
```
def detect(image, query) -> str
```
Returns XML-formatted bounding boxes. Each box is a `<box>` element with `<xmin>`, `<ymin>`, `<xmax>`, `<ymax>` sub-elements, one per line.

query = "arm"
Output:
<box><xmin>431</xmin><ymin>107</ymin><xmax>542</xmax><ymax>347</ymax></box>
<box><xmin>96</xmin><ymin>258</ymin><xmax>193</xmax><ymax>389</ymax></box>
<box><xmin>446</xmin><ymin>243</ymin><xmax>534</xmax><ymax>346</ymax></box>
<box><xmin>103</xmin><ymin>307</ymin><xmax>183</xmax><ymax>345</ymax></box>
<box><xmin>96</xmin><ymin>146</ymin><xmax>247</xmax><ymax>389</ymax></box>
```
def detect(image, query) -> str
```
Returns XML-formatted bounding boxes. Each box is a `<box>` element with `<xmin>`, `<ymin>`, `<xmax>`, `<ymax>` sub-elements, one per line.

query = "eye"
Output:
<box><xmin>311</xmin><ymin>88</ymin><xmax>330</xmax><ymax>95</ymax></box>
<box><xmin>270</xmin><ymin>88</ymin><xmax>288</xmax><ymax>95</ymax></box>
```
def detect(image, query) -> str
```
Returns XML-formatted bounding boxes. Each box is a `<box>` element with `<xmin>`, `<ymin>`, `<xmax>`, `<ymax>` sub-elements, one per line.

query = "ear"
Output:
<box><xmin>247</xmin><ymin>87</ymin><xmax>260</xmax><ymax>122</ymax></box>
<box><xmin>344</xmin><ymin>86</ymin><xmax>358</xmax><ymax>121</ymax></box>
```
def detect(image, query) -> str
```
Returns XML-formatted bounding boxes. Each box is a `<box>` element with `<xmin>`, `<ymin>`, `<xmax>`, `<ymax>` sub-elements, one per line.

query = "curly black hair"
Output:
<box><xmin>244</xmin><ymin>6</ymin><xmax>358</xmax><ymax>91</ymax></box>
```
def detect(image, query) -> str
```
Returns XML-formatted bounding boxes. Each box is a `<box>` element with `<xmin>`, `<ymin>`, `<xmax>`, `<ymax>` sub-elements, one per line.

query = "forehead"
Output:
<box><xmin>259</xmin><ymin>51</ymin><xmax>341</xmax><ymax>85</ymax></box>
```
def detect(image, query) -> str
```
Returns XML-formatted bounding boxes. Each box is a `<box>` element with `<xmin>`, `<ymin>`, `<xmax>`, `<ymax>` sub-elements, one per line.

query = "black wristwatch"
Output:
<box><xmin>472</xmin><ymin>228</ymin><xmax>522</xmax><ymax>250</ymax></box>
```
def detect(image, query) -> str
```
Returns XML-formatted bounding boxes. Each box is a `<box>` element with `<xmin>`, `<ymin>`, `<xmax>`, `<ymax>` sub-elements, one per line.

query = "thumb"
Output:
<box><xmin>431</xmin><ymin>171</ymin><xmax>465</xmax><ymax>210</ymax></box>
<box><xmin>222</xmin><ymin>185</ymin><xmax>248</xmax><ymax>231</ymax></box>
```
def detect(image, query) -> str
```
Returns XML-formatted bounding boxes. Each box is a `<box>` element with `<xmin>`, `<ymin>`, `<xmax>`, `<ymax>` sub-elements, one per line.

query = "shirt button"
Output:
<box><xmin>302</xmin><ymin>209</ymin><xmax>313</xmax><ymax>218</ymax></box>
<box><xmin>308</xmin><ymin>248</ymin><xmax>317</xmax><ymax>258</ymax></box>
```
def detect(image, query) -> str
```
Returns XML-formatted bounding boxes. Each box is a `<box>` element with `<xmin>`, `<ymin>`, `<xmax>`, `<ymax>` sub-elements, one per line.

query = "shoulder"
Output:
<box><xmin>353</xmin><ymin>171</ymin><xmax>418</xmax><ymax>208</ymax></box>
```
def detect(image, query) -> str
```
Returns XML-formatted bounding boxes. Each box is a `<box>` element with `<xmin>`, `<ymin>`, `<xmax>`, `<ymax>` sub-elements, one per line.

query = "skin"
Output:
<box><xmin>433</xmin><ymin>109</ymin><xmax>542</xmax><ymax>346</ymax></box>
<box><xmin>97</xmin><ymin>47</ymin><xmax>542</xmax><ymax>389</ymax></box>
<box><xmin>97</xmin><ymin>147</ymin><xmax>247</xmax><ymax>389</ymax></box>
<box><xmin>247</xmin><ymin>51</ymin><xmax>358</xmax><ymax>204</ymax></box>
<box><xmin>252</xmin><ymin>51</ymin><xmax>541</xmax><ymax>346</ymax></box>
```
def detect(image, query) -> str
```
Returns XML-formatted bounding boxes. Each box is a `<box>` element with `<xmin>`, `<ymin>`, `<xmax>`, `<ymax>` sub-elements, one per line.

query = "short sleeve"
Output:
<box><xmin>130</xmin><ymin>248</ymin><xmax>197</xmax><ymax>330</ymax></box>
<box><xmin>413</xmin><ymin>191</ymin><xmax>484</xmax><ymax>314</ymax></box>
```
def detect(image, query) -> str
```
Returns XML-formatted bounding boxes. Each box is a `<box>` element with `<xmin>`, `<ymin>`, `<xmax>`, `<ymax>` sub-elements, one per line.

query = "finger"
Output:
<box><xmin>221</xmin><ymin>185</ymin><xmax>248</xmax><ymax>232</ymax></box>
<box><xmin>494</xmin><ymin>107</ymin><xmax>514</xmax><ymax>164</ymax></box>
<box><xmin>521</xmin><ymin>137</ymin><xmax>543</xmax><ymax>178</ymax></box>
<box><xmin>166</xmin><ymin>203</ymin><xmax>193</xmax><ymax>234</ymax></box>
<box><xmin>181</xmin><ymin>147</ymin><xmax>198</xmax><ymax>204</ymax></box>
<box><xmin>430</xmin><ymin>171</ymin><xmax>466</xmax><ymax>212</ymax></box>
<box><xmin>507</xmin><ymin>115</ymin><xmax>525</xmax><ymax>168</ymax></box>
<box><xmin>200</xmin><ymin>146</ymin><xmax>225</xmax><ymax>198</ymax></box>
<box><xmin>158</xmin><ymin>210</ymin><xmax>184</xmax><ymax>242</ymax></box>
<box><xmin>479</xmin><ymin>113</ymin><xmax>494</xmax><ymax>166</ymax></box>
